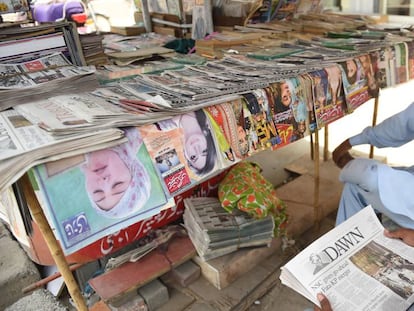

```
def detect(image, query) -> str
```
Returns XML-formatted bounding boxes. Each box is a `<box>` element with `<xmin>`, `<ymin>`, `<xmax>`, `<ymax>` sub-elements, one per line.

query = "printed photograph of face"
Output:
<box><xmin>280</xmin><ymin>81</ymin><xmax>293</xmax><ymax>108</ymax></box>
<box><xmin>83</xmin><ymin>148</ymin><xmax>132</xmax><ymax>211</ymax></box>
<box><xmin>177</xmin><ymin>109</ymin><xmax>217</xmax><ymax>176</ymax></box>
<box><xmin>35</xmin><ymin>126</ymin><xmax>168</xmax><ymax>253</ymax></box>
<box><xmin>155</xmin><ymin>149</ymin><xmax>180</xmax><ymax>174</ymax></box>
<box><xmin>81</xmin><ymin>127</ymin><xmax>151</xmax><ymax>218</ymax></box>
<box><xmin>340</xmin><ymin>58</ymin><xmax>362</xmax><ymax>89</ymax></box>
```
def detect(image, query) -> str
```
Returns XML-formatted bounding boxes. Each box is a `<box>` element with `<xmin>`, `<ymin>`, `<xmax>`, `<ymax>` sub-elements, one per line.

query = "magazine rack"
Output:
<box><xmin>1</xmin><ymin>20</ymin><xmax>389</xmax><ymax>308</ymax></box>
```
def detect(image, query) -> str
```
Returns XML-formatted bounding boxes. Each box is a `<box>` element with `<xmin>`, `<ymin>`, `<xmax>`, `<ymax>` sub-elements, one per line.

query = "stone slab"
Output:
<box><xmin>156</xmin><ymin>287</ymin><xmax>194</xmax><ymax>311</ymax></box>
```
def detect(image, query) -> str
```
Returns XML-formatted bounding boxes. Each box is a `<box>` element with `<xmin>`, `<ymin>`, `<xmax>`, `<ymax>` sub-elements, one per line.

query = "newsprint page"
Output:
<box><xmin>280</xmin><ymin>206</ymin><xmax>414</xmax><ymax>311</ymax></box>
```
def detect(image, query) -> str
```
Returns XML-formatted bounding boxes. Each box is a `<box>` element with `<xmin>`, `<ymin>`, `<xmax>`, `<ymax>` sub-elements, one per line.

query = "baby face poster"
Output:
<box><xmin>32</xmin><ymin>127</ymin><xmax>167</xmax><ymax>255</ymax></box>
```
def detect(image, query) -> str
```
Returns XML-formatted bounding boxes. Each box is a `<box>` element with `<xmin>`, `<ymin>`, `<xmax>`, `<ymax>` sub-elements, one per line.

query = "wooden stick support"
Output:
<box><xmin>20</xmin><ymin>174</ymin><xmax>88</xmax><ymax>311</ymax></box>
<box><xmin>313</xmin><ymin>129</ymin><xmax>321</xmax><ymax>231</ymax></box>
<box><xmin>323</xmin><ymin>125</ymin><xmax>329</xmax><ymax>161</ymax></box>
<box><xmin>309</xmin><ymin>132</ymin><xmax>314</xmax><ymax>160</ymax></box>
<box><xmin>369</xmin><ymin>95</ymin><xmax>380</xmax><ymax>159</ymax></box>
<box><xmin>140</xmin><ymin>0</ymin><xmax>153</xmax><ymax>33</ymax></box>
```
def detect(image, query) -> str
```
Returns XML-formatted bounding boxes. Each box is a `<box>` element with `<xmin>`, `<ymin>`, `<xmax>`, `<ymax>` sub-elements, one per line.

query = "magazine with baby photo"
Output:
<box><xmin>30</xmin><ymin>127</ymin><xmax>168</xmax><ymax>255</ymax></box>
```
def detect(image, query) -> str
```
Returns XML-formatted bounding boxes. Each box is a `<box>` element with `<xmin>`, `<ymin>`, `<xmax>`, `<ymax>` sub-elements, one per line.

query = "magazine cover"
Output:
<box><xmin>267</xmin><ymin>78</ymin><xmax>307</xmax><ymax>147</ymax></box>
<box><xmin>297</xmin><ymin>73</ymin><xmax>317</xmax><ymax>133</ymax></box>
<box><xmin>373</xmin><ymin>46</ymin><xmax>394</xmax><ymax>89</ymax></box>
<box><xmin>394</xmin><ymin>42</ymin><xmax>409</xmax><ymax>85</ymax></box>
<box><xmin>307</xmin><ymin>65</ymin><xmax>348</xmax><ymax>129</ymax></box>
<box><xmin>406</xmin><ymin>40</ymin><xmax>414</xmax><ymax>80</ymax></box>
<box><xmin>242</xmin><ymin>89</ymin><xmax>281</xmax><ymax>154</ymax></box>
<box><xmin>226</xmin><ymin>97</ymin><xmax>256</xmax><ymax>159</ymax></box>
<box><xmin>367</xmin><ymin>49</ymin><xmax>382</xmax><ymax>91</ymax></box>
<box><xmin>338</xmin><ymin>57</ymin><xmax>373</xmax><ymax>112</ymax></box>
<box><xmin>138</xmin><ymin>109</ymin><xmax>220</xmax><ymax>197</ymax></box>
<box><xmin>31</xmin><ymin>127</ymin><xmax>167</xmax><ymax>254</ymax></box>
<box><xmin>204</xmin><ymin>102</ymin><xmax>241</xmax><ymax>168</ymax></box>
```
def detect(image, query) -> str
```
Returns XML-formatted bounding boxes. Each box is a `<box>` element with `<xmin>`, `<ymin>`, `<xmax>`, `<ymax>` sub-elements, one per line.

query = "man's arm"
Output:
<box><xmin>345</xmin><ymin>103</ymin><xmax>414</xmax><ymax>149</ymax></box>
<box><xmin>332</xmin><ymin>103</ymin><xmax>414</xmax><ymax>168</ymax></box>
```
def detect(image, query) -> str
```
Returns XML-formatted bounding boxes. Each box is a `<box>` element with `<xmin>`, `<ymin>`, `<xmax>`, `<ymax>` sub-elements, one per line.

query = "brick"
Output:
<box><xmin>138</xmin><ymin>279</ymin><xmax>169</xmax><ymax>311</ymax></box>
<box><xmin>168</xmin><ymin>260</ymin><xmax>200</xmax><ymax>287</ymax></box>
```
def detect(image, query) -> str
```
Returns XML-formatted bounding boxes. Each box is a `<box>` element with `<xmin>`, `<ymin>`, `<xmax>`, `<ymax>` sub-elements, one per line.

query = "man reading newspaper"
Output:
<box><xmin>280</xmin><ymin>205</ymin><xmax>414</xmax><ymax>311</ymax></box>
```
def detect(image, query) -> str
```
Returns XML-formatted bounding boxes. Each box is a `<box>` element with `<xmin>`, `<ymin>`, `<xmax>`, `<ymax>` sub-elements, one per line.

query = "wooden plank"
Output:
<box><xmin>90</xmin><ymin>251</ymin><xmax>170</xmax><ymax>303</ymax></box>
<box><xmin>193</xmin><ymin>239</ymin><xmax>281</xmax><ymax>290</ymax></box>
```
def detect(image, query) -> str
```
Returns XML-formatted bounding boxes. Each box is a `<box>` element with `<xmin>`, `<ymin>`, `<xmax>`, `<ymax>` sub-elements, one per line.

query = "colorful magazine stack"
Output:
<box><xmin>183</xmin><ymin>197</ymin><xmax>274</xmax><ymax>261</ymax></box>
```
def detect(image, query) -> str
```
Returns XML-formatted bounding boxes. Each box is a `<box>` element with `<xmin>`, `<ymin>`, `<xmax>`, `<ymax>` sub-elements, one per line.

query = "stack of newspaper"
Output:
<box><xmin>0</xmin><ymin>108</ymin><xmax>125</xmax><ymax>193</ymax></box>
<box><xmin>280</xmin><ymin>205</ymin><xmax>414</xmax><ymax>310</ymax></box>
<box><xmin>0</xmin><ymin>53</ymin><xmax>99</xmax><ymax>110</ymax></box>
<box><xmin>183</xmin><ymin>197</ymin><xmax>274</xmax><ymax>261</ymax></box>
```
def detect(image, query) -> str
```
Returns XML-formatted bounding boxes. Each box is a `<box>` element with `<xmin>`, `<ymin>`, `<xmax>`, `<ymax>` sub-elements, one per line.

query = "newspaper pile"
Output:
<box><xmin>183</xmin><ymin>197</ymin><xmax>274</xmax><ymax>261</ymax></box>
<box><xmin>14</xmin><ymin>92</ymin><xmax>150</xmax><ymax>136</ymax></box>
<box><xmin>0</xmin><ymin>108</ymin><xmax>125</xmax><ymax>193</ymax></box>
<box><xmin>0</xmin><ymin>53</ymin><xmax>99</xmax><ymax>111</ymax></box>
<box><xmin>280</xmin><ymin>205</ymin><xmax>414</xmax><ymax>311</ymax></box>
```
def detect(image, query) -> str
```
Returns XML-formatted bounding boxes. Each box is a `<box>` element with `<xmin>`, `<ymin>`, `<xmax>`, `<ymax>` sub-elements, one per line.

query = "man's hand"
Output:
<box><xmin>314</xmin><ymin>293</ymin><xmax>333</xmax><ymax>311</ymax></box>
<box><xmin>384</xmin><ymin>228</ymin><xmax>414</xmax><ymax>247</ymax></box>
<box><xmin>332</xmin><ymin>139</ymin><xmax>353</xmax><ymax>168</ymax></box>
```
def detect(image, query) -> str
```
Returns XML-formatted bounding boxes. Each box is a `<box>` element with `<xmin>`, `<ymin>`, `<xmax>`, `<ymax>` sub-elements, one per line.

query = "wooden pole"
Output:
<box><xmin>310</xmin><ymin>132</ymin><xmax>314</xmax><ymax>160</ymax></box>
<box><xmin>140</xmin><ymin>0</ymin><xmax>152</xmax><ymax>33</ymax></box>
<box><xmin>369</xmin><ymin>95</ymin><xmax>380</xmax><ymax>159</ymax></box>
<box><xmin>313</xmin><ymin>129</ymin><xmax>320</xmax><ymax>232</ymax></box>
<box><xmin>323</xmin><ymin>125</ymin><xmax>329</xmax><ymax>161</ymax></box>
<box><xmin>20</xmin><ymin>174</ymin><xmax>88</xmax><ymax>311</ymax></box>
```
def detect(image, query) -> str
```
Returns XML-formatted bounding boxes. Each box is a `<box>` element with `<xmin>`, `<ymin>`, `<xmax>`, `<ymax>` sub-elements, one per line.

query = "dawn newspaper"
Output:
<box><xmin>280</xmin><ymin>205</ymin><xmax>414</xmax><ymax>311</ymax></box>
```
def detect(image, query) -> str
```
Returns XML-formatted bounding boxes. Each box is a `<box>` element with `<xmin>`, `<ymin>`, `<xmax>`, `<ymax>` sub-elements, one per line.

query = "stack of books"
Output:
<box><xmin>183</xmin><ymin>197</ymin><xmax>274</xmax><ymax>261</ymax></box>
<box><xmin>79</xmin><ymin>32</ymin><xmax>109</xmax><ymax>66</ymax></box>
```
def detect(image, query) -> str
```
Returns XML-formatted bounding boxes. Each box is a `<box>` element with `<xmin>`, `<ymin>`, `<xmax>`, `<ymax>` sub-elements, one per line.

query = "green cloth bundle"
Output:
<box><xmin>218</xmin><ymin>161</ymin><xmax>288</xmax><ymax>237</ymax></box>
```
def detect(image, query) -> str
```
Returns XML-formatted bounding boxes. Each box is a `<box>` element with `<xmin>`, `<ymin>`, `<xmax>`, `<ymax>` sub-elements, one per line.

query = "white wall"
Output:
<box><xmin>340</xmin><ymin>0</ymin><xmax>376</xmax><ymax>14</ymax></box>
<box><xmin>318</xmin><ymin>80</ymin><xmax>414</xmax><ymax>167</ymax></box>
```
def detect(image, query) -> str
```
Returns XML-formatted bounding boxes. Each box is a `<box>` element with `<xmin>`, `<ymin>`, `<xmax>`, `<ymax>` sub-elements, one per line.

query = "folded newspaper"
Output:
<box><xmin>183</xmin><ymin>197</ymin><xmax>274</xmax><ymax>261</ymax></box>
<box><xmin>280</xmin><ymin>205</ymin><xmax>414</xmax><ymax>310</ymax></box>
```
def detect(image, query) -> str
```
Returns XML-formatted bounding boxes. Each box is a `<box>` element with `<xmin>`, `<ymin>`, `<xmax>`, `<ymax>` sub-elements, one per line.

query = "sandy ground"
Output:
<box><xmin>5</xmin><ymin>289</ymin><xmax>68</xmax><ymax>311</ymax></box>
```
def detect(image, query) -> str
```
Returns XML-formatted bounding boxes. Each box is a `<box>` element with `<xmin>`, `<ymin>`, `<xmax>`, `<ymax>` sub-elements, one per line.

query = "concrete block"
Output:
<box><xmin>167</xmin><ymin>260</ymin><xmax>200</xmax><ymax>287</ymax></box>
<box><xmin>109</xmin><ymin>292</ymin><xmax>148</xmax><ymax>311</ymax></box>
<box><xmin>0</xmin><ymin>221</ymin><xmax>41</xmax><ymax>310</ymax></box>
<box><xmin>138</xmin><ymin>279</ymin><xmax>169</xmax><ymax>311</ymax></box>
